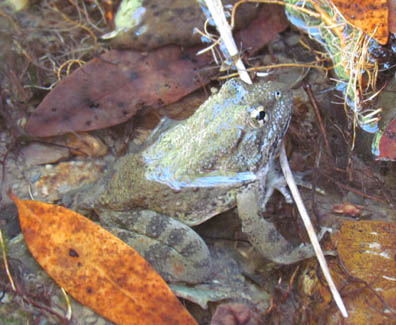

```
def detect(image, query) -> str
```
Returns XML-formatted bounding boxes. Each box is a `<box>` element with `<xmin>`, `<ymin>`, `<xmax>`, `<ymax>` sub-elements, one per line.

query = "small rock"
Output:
<box><xmin>20</xmin><ymin>143</ymin><xmax>70</xmax><ymax>166</ymax></box>
<box><xmin>33</xmin><ymin>160</ymin><xmax>106</xmax><ymax>201</ymax></box>
<box><xmin>285</xmin><ymin>34</ymin><xmax>300</xmax><ymax>47</ymax></box>
<box><xmin>210</xmin><ymin>303</ymin><xmax>260</xmax><ymax>325</ymax></box>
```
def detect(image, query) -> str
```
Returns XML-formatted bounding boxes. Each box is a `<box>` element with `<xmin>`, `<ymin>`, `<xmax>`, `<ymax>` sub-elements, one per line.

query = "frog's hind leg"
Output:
<box><xmin>237</xmin><ymin>184</ymin><xmax>314</xmax><ymax>264</ymax></box>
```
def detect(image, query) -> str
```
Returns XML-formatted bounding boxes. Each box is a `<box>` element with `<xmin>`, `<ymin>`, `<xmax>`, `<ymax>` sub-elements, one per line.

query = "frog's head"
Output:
<box><xmin>225</xmin><ymin>79</ymin><xmax>294</xmax><ymax>173</ymax></box>
<box><xmin>143</xmin><ymin>78</ymin><xmax>293</xmax><ymax>189</ymax></box>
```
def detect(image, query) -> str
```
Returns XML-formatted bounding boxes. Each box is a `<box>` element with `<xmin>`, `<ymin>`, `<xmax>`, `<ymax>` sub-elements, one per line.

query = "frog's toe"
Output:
<box><xmin>261</xmin><ymin>168</ymin><xmax>292</xmax><ymax>210</ymax></box>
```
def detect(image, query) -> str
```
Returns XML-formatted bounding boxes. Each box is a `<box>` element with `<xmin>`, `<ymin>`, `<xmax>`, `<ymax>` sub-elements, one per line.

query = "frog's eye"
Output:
<box><xmin>274</xmin><ymin>90</ymin><xmax>282</xmax><ymax>99</ymax></box>
<box><xmin>249</xmin><ymin>105</ymin><xmax>269</xmax><ymax>128</ymax></box>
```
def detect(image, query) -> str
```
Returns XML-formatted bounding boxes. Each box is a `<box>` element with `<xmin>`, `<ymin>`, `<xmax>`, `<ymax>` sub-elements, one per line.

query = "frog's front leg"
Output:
<box><xmin>98</xmin><ymin>209</ymin><xmax>212</xmax><ymax>284</ymax></box>
<box><xmin>257</xmin><ymin>159</ymin><xmax>293</xmax><ymax>211</ymax></box>
<box><xmin>237</xmin><ymin>183</ymin><xmax>314</xmax><ymax>264</ymax></box>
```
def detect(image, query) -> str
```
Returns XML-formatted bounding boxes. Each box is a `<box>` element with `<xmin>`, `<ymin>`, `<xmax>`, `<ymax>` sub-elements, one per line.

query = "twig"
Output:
<box><xmin>322</xmin><ymin>173</ymin><xmax>387</xmax><ymax>204</ymax></box>
<box><xmin>0</xmin><ymin>229</ymin><xmax>16</xmax><ymax>291</ymax></box>
<box><xmin>203</xmin><ymin>0</ymin><xmax>252</xmax><ymax>84</ymax></box>
<box><xmin>280</xmin><ymin>143</ymin><xmax>348</xmax><ymax>318</ymax></box>
<box><xmin>217</xmin><ymin>62</ymin><xmax>330</xmax><ymax>80</ymax></box>
<box><xmin>304</xmin><ymin>82</ymin><xmax>334</xmax><ymax>162</ymax></box>
<box><xmin>57</xmin><ymin>59</ymin><xmax>85</xmax><ymax>80</ymax></box>
<box><xmin>61</xmin><ymin>287</ymin><xmax>72</xmax><ymax>320</ymax></box>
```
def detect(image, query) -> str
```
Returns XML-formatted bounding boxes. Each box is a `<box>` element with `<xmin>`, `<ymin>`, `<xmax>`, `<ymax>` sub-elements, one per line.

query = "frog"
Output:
<box><xmin>72</xmin><ymin>78</ymin><xmax>314</xmax><ymax>284</ymax></box>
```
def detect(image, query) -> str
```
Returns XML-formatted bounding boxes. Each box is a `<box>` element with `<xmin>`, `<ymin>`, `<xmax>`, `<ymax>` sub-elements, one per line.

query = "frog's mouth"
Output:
<box><xmin>145</xmin><ymin>168</ymin><xmax>257</xmax><ymax>191</ymax></box>
<box><xmin>263</xmin><ymin>113</ymin><xmax>291</xmax><ymax>163</ymax></box>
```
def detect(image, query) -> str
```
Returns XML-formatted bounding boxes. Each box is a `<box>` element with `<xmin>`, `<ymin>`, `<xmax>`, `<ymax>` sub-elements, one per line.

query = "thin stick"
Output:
<box><xmin>280</xmin><ymin>143</ymin><xmax>348</xmax><ymax>318</ymax></box>
<box><xmin>0</xmin><ymin>229</ymin><xmax>16</xmax><ymax>291</ymax></box>
<box><xmin>204</xmin><ymin>0</ymin><xmax>252</xmax><ymax>84</ymax></box>
<box><xmin>304</xmin><ymin>83</ymin><xmax>334</xmax><ymax>162</ymax></box>
<box><xmin>217</xmin><ymin>62</ymin><xmax>331</xmax><ymax>80</ymax></box>
<box><xmin>323</xmin><ymin>173</ymin><xmax>387</xmax><ymax>204</ymax></box>
<box><xmin>61</xmin><ymin>287</ymin><xmax>73</xmax><ymax>320</ymax></box>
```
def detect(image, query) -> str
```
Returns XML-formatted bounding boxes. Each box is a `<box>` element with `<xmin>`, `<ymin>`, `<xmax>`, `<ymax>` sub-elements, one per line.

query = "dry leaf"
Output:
<box><xmin>62</xmin><ymin>132</ymin><xmax>108</xmax><ymax>157</ymax></box>
<box><xmin>297</xmin><ymin>257</ymin><xmax>395</xmax><ymax>323</ymax></box>
<box><xmin>389</xmin><ymin>0</ymin><xmax>396</xmax><ymax>33</ymax></box>
<box><xmin>334</xmin><ymin>220</ymin><xmax>396</xmax><ymax>290</ymax></box>
<box><xmin>332</xmin><ymin>0</ymin><xmax>389</xmax><ymax>45</ymax></box>
<box><xmin>376</xmin><ymin>118</ymin><xmax>396</xmax><ymax>161</ymax></box>
<box><xmin>294</xmin><ymin>220</ymin><xmax>396</xmax><ymax>322</ymax></box>
<box><xmin>333</xmin><ymin>202</ymin><xmax>363</xmax><ymax>217</ymax></box>
<box><xmin>25</xmin><ymin>46</ymin><xmax>213</xmax><ymax>137</ymax></box>
<box><xmin>10</xmin><ymin>193</ymin><xmax>197</xmax><ymax>325</ymax></box>
<box><xmin>330</xmin><ymin>220</ymin><xmax>396</xmax><ymax>322</ymax></box>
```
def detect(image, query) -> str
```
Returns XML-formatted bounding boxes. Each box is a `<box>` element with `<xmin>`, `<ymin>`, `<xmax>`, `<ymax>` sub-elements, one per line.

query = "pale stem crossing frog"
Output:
<box><xmin>74</xmin><ymin>78</ymin><xmax>314</xmax><ymax>283</ymax></box>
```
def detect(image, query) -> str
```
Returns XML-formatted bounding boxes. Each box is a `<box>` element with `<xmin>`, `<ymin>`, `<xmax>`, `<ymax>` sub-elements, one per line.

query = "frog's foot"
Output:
<box><xmin>237</xmin><ymin>185</ymin><xmax>315</xmax><ymax>264</ymax></box>
<box><xmin>258</xmin><ymin>160</ymin><xmax>292</xmax><ymax>211</ymax></box>
<box><xmin>98</xmin><ymin>209</ymin><xmax>212</xmax><ymax>284</ymax></box>
<box><xmin>258</xmin><ymin>162</ymin><xmax>325</xmax><ymax>211</ymax></box>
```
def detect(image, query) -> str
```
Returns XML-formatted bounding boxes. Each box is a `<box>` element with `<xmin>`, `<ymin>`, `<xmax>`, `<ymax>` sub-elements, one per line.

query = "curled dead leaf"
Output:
<box><xmin>333</xmin><ymin>202</ymin><xmax>363</xmax><ymax>217</ymax></box>
<box><xmin>62</xmin><ymin>132</ymin><xmax>108</xmax><ymax>157</ymax></box>
<box><xmin>10</xmin><ymin>193</ymin><xmax>197</xmax><ymax>324</ymax></box>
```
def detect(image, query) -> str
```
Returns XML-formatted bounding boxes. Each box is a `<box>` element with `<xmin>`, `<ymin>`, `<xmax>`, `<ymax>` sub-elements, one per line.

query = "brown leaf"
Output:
<box><xmin>20</xmin><ymin>143</ymin><xmax>70</xmax><ymax>165</ymax></box>
<box><xmin>377</xmin><ymin>118</ymin><xmax>396</xmax><ymax>161</ymax></box>
<box><xmin>234</xmin><ymin>4</ymin><xmax>288</xmax><ymax>56</ymax></box>
<box><xmin>335</xmin><ymin>220</ymin><xmax>396</xmax><ymax>285</ymax></box>
<box><xmin>331</xmin><ymin>0</ymin><xmax>389</xmax><ymax>45</ymax></box>
<box><xmin>389</xmin><ymin>0</ymin><xmax>396</xmax><ymax>33</ymax></box>
<box><xmin>10</xmin><ymin>193</ymin><xmax>197</xmax><ymax>325</ymax></box>
<box><xmin>25</xmin><ymin>46</ymin><xmax>212</xmax><ymax>137</ymax></box>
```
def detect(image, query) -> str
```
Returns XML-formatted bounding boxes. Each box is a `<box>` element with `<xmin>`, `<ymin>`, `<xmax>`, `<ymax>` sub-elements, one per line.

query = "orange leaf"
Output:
<box><xmin>332</xmin><ymin>0</ymin><xmax>389</xmax><ymax>45</ymax></box>
<box><xmin>10</xmin><ymin>193</ymin><xmax>197</xmax><ymax>325</ymax></box>
<box><xmin>333</xmin><ymin>220</ymin><xmax>396</xmax><ymax>312</ymax></box>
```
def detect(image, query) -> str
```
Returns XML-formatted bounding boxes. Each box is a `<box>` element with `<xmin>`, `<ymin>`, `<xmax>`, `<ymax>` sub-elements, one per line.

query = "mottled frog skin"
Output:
<box><xmin>76</xmin><ymin>79</ymin><xmax>311</xmax><ymax>283</ymax></box>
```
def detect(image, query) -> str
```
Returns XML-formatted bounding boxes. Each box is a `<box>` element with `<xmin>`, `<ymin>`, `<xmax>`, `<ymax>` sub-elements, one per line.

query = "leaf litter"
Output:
<box><xmin>2</xmin><ymin>0</ymin><xmax>396</xmax><ymax>323</ymax></box>
<box><xmin>24</xmin><ymin>4</ymin><xmax>288</xmax><ymax>137</ymax></box>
